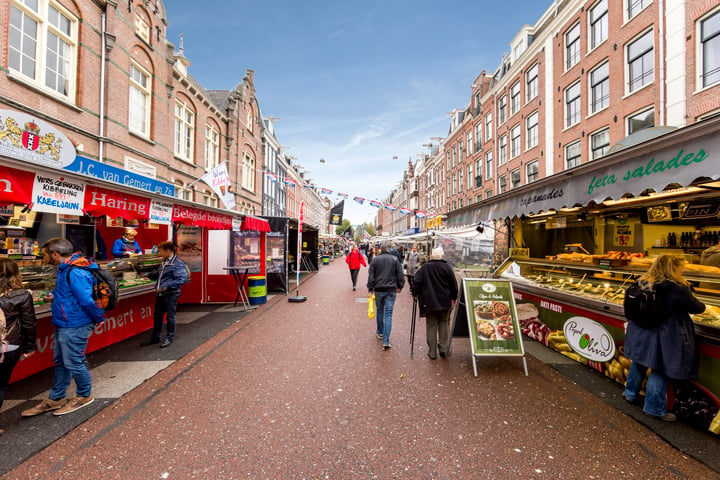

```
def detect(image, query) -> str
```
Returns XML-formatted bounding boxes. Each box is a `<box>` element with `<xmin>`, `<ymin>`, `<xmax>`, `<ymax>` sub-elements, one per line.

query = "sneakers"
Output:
<box><xmin>21</xmin><ymin>397</ymin><xmax>67</xmax><ymax>417</ymax></box>
<box><xmin>383</xmin><ymin>344</ymin><xmax>392</xmax><ymax>350</ymax></box>
<box><xmin>139</xmin><ymin>337</ymin><xmax>160</xmax><ymax>347</ymax></box>
<box><xmin>622</xmin><ymin>392</ymin><xmax>642</xmax><ymax>405</ymax></box>
<box><xmin>644</xmin><ymin>411</ymin><xmax>677</xmax><ymax>422</ymax></box>
<box><xmin>53</xmin><ymin>395</ymin><xmax>95</xmax><ymax>416</ymax></box>
<box><xmin>376</xmin><ymin>333</ymin><xmax>383</xmax><ymax>339</ymax></box>
<box><xmin>160</xmin><ymin>338</ymin><xmax>173</xmax><ymax>348</ymax></box>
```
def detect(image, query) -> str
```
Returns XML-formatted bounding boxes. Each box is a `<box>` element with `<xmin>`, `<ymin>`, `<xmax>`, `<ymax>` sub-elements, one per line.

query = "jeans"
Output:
<box><xmin>50</xmin><ymin>324</ymin><xmax>94</xmax><ymax>399</ymax></box>
<box><xmin>350</xmin><ymin>269</ymin><xmax>359</xmax><ymax>288</ymax></box>
<box><xmin>0</xmin><ymin>348</ymin><xmax>22</xmax><ymax>409</ymax></box>
<box><xmin>624</xmin><ymin>361</ymin><xmax>669</xmax><ymax>417</ymax></box>
<box><xmin>374</xmin><ymin>290</ymin><xmax>396</xmax><ymax>346</ymax></box>
<box><xmin>152</xmin><ymin>291</ymin><xmax>180</xmax><ymax>341</ymax></box>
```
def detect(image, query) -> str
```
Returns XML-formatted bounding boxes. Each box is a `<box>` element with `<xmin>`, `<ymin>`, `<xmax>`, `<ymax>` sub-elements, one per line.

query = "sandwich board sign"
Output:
<box><xmin>452</xmin><ymin>279</ymin><xmax>527</xmax><ymax>377</ymax></box>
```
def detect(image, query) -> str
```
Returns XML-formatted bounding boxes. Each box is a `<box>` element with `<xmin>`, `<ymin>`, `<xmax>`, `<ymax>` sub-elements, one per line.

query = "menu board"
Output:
<box><xmin>461</xmin><ymin>279</ymin><xmax>524</xmax><ymax>357</ymax></box>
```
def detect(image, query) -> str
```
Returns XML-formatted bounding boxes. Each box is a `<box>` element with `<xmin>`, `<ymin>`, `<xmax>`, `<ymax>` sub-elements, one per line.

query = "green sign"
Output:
<box><xmin>461</xmin><ymin>279</ymin><xmax>525</xmax><ymax>357</ymax></box>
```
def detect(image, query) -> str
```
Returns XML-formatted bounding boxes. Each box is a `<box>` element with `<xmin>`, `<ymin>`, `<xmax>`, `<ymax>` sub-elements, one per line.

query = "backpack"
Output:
<box><xmin>67</xmin><ymin>264</ymin><xmax>119</xmax><ymax>311</ymax></box>
<box><xmin>623</xmin><ymin>283</ymin><xmax>663</xmax><ymax>328</ymax></box>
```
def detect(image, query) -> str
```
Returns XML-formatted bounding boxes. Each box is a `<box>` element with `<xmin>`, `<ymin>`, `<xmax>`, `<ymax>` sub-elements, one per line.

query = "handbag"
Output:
<box><xmin>368</xmin><ymin>294</ymin><xmax>376</xmax><ymax>319</ymax></box>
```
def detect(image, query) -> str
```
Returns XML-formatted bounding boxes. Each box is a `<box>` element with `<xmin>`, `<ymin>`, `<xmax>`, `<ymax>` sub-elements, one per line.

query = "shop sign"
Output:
<box><xmin>172</xmin><ymin>205</ymin><xmax>233</xmax><ymax>230</ymax></box>
<box><xmin>682</xmin><ymin>200</ymin><xmax>720</xmax><ymax>219</ymax></box>
<box><xmin>64</xmin><ymin>156</ymin><xmax>175</xmax><ymax>197</ymax></box>
<box><xmin>149</xmin><ymin>200</ymin><xmax>173</xmax><ymax>225</ymax></box>
<box><xmin>613</xmin><ymin>221</ymin><xmax>634</xmax><ymax>247</ymax></box>
<box><xmin>0</xmin><ymin>166</ymin><xmax>35</xmax><ymax>206</ymax></box>
<box><xmin>57</xmin><ymin>214</ymin><xmax>80</xmax><ymax>224</ymax></box>
<box><xmin>84</xmin><ymin>185</ymin><xmax>150</xmax><ymax>221</ymax></box>
<box><xmin>0</xmin><ymin>109</ymin><xmax>76</xmax><ymax>168</ymax></box>
<box><xmin>31</xmin><ymin>172</ymin><xmax>85</xmax><ymax>215</ymax></box>
<box><xmin>232</xmin><ymin>217</ymin><xmax>242</xmax><ymax>231</ymax></box>
<box><xmin>563</xmin><ymin>316</ymin><xmax>616</xmax><ymax>362</ymax></box>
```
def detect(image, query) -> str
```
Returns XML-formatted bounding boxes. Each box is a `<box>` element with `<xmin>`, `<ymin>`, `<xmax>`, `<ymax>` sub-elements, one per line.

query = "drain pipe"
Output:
<box><xmin>99</xmin><ymin>10</ymin><xmax>107</xmax><ymax>162</ymax></box>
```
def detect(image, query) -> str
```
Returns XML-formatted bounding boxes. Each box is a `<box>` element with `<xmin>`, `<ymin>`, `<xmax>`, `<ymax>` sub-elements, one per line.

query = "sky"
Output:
<box><xmin>166</xmin><ymin>0</ymin><xmax>553</xmax><ymax>226</ymax></box>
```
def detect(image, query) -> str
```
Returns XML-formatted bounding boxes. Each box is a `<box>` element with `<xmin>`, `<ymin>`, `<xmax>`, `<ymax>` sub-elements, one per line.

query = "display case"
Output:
<box><xmin>494</xmin><ymin>257</ymin><xmax>720</xmax><ymax>340</ymax></box>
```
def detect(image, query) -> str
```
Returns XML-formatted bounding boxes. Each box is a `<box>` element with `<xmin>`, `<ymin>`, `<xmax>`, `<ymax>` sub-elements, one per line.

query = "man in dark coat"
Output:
<box><xmin>367</xmin><ymin>241</ymin><xmax>404</xmax><ymax>350</ymax></box>
<box><xmin>413</xmin><ymin>247</ymin><xmax>458</xmax><ymax>359</ymax></box>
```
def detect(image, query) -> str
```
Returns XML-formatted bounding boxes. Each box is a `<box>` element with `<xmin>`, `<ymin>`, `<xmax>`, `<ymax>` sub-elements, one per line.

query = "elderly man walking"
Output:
<box><xmin>367</xmin><ymin>241</ymin><xmax>405</xmax><ymax>350</ymax></box>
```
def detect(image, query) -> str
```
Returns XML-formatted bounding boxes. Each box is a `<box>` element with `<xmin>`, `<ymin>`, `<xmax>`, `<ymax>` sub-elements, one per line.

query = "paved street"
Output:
<box><xmin>1</xmin><ymin>258</ymin><xmax>718</xmax><ymax>479</ymax></box>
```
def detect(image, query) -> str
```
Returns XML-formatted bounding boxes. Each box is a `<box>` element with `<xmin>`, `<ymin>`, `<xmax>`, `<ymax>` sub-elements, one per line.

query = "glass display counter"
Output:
<box><xmin>494</xmin><ymin>257</ymin><xmax>720</xmax><ymax>340</ymax></box>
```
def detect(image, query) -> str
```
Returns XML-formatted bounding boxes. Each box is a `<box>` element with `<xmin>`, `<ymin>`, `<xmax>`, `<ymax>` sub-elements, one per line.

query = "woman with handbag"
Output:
<box><xmin>0</xmin><ymin>258</ymin><xmax>37</xmax><ymax>434</ymax></box>
<box><xmin>623</xmin><ymin>254</ymin><xmax>705</xmax><ymax>421</ymax></box>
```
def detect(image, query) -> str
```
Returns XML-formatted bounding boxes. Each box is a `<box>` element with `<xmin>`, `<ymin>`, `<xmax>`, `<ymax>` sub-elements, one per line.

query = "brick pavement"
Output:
<box><xmin>2</xmin><ymin>259</ymin><xmax>718</xmax><ymax>479</ymax></box>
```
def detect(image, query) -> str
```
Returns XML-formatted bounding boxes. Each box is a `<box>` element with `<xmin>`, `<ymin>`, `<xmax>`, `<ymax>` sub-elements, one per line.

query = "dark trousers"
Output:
<box><xmin>0</xmin><ymin>348</ymin><xmax>22</xmax><ymax>409</ymax></box>
<box><xmin>152</xmin><ymin>291</ymin><xmax>180</xmax><ymax>340</ymax></box>
<box><xmin>350</xmin><ymin>269</ymin><xmax>360</xmax><ymax>287</ymax></box>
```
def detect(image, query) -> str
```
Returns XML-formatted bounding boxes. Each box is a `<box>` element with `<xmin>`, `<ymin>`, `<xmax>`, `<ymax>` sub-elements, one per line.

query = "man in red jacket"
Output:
<box><xmin>345</xmin><ymin>242</ymin><xmax>367</xmax><ymax>291</ymax></box>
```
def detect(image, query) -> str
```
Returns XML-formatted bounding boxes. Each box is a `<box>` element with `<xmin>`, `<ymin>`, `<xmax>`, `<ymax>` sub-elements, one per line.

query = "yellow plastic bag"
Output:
<box><xmin>368</xmin><ymin>294</ymin><xmax>376</xmax><ymax>319</ymax></box>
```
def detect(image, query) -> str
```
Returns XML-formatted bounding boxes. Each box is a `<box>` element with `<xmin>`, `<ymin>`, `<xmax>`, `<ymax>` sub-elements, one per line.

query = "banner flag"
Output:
<box><xmin>384</xmin><ymin>204</ymin><xmax>396</xmax><ymax>212</ymax></box>
<box><xmin>353</xmin><ymin>196</ymin><xmax>365</xmax><ymax>205</ymax></box>
<box><xmin>399</xmin><ymin>207</ymin><xmax>411</xmax><ymax>215</ymax></box>
<box><xmin>284</xmin><ymin>178</ymin><xmax>296</xmax><ymax>187</ymax></box>
<box><xmin>329</xmin><ymin>200</ymin><xmax>344</xmax><ymax>225</ymax></box>
<box><xmin>337</xmin><ymin>192</ymin><xmax>348</xmax><ymax>199</ymax></box>
<box><xmin>341</xmin><ymin>224</ymin><xmax>353</xmax><ymax>240</ymax></box>
<box><xmin>320</xmin><ymin>187</ymin><xmax>333</xmax><ymax>195</ymax></box>
<box><xmin>200</xmin><ymin>162</ymin><xmax>235</xmax><ymax>209</ymax></box>
<box><xmin>265</xmin><ymin>172</ymin><xmax>278</xmax><ymax>182</ymax></box>
<box><xmin>369</xmin><ymin>200</ymin><xmax>381</xmax><ymax>208</ymax></box>
<box><xmin>415</xmin><ymin>210</ymin><xmax>426</xmax><ymax>218</ymax></box>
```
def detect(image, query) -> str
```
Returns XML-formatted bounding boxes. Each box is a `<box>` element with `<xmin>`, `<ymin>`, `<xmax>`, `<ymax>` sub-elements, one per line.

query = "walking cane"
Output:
<box><xmin>410</xmin><ymin>295</ymin><xmax>417</xmax><ymax>356</ymax></box>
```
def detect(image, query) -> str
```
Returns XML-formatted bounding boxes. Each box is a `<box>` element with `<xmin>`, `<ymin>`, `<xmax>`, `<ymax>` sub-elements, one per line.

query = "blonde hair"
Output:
<box><xmin>638</xmin><ymin>254</ymin><xmax>689</xmax><ymax>287</ymax></box>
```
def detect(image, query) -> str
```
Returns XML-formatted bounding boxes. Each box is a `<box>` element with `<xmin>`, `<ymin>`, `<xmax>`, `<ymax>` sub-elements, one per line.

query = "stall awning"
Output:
<box><xmin>173</xmin><ymin>205</ymin><xmax>233</xmax><ymax>229</ymax></box>
<box><xmin>0</xmin><ymin>166</ymin><xmax>34</xmax><ymax>206</ymax></box>
<box><xmin>448</xmin><ymin>119</ymin><xmax>720</xmax><ymax>227</ymax></box>
<box><xmin>84</xmin><ymin>185</ymin><xmax>150</xmax><ymax>221</ymax></box>
<box><xmin>241</xmin><ymin>215</ymin><xmax>270</xmax><ymax>232</ymax></box>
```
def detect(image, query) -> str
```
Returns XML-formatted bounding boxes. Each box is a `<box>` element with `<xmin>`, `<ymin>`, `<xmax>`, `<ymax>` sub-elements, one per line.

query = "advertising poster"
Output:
<box><xmin>462</xmin><ymin>279</ymin><xmax>524</xmax><ymax>357</ymax></box>
<box><xmin>31</xmin><ymin>172</ymin><xmax>85</xmax><ymax>215</ymax></box>
<box><xmin>176</xmin><ymin>225</ymin><xmax>202</xmax><ymax>273</ymax></box>
<box><xmin>149</xmin><ymin>200</ymin><xmax>173</xmax><ymax>225</ymax></box>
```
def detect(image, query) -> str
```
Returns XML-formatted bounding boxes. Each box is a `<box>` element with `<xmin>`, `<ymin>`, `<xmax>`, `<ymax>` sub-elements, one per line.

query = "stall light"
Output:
<box><xmin>527</xmin><ymin>210</ymin><xmax>557</xmax><ymax>218</ymax></box>
<box><xmin>601</xmin><ymin>186</ymin><xmax>705</xmax><ymax>207</ymax></box>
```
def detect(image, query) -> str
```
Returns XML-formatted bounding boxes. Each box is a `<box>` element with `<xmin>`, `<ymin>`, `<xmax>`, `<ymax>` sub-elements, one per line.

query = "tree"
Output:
<box><xmin>335</xmin><ymin>219</ymin><xmax>351</xmax><ymax>236</ymax></box>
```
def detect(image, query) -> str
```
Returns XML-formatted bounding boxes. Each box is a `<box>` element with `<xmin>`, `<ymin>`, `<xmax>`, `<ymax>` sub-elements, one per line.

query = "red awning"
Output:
<box><xmin>0</xmin><ymin>166</ymin><xmax>34</xmax><ymax>206</ymax></box>
<box><xmin>84</xmin><ymin>185</ymin><xmax>150</xmax><ymax>220</ymax></box>
<box><xmin>172</xmin><ymin>205</ymin><xmax>233</xmax><ymax>229</ymax></box>
<box><xmin>241</xmin><ymin>215</ymin><xmax>270</xmax><ymax>232</ymax></box>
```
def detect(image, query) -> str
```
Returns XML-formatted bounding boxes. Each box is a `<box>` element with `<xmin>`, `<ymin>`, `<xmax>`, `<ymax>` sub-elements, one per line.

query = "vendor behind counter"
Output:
<box><xmin>112</xmin><ymin>228</ymin><xmax>141</xmax><ymax>258</ymax></box>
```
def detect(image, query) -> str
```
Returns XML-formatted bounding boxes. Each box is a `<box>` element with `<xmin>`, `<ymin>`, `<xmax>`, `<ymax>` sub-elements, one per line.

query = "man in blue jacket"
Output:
<box><xmin>140</xmin><ymin>241</ymin><xmax>188</xmax><ymax>348</ymax></box>
<box><xmin>22</xmin><ymin>238</ymin><xmax>105</xmax><ymax>417</ymax></box>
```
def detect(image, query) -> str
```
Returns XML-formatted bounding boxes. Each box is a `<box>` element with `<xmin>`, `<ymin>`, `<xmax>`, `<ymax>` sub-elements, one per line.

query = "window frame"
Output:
<box><xmin>526</xmin><ymin>63</ymin><xmax>539</xmax><ymax>102</ymax></box>
<box><xmin>242</xmin><ymin>153</ymin><xmax>256</xmax><ymax>191</ymax></box>
<box><xmin>510</xmin><ymin>168</ymin><xmax>521</xmax><ymax>189</ymax></box>
<box><xmin>589</xmin><ymin>0</ymin><xmax>608</xmax><ymax>50</ymax></box>
<box><xmin>526</xmin><ymin>111</ymin><xmax>539</xmax><ymax>149</ymax></box>
<box><xmin>510</xmin><ymin>82</ymin><xmax>521</xmax><ymax>116</ymax></box>
<box><xmin>627</xmin><ymin>29</ymin><xmax>654</xmax><ymax>93</ymax></box>
<box><xmin>565</xmin><ymin>81</ymin><xmax>581</xmax><ymax>128</ymax></box>
<box><xmin>485</xmin><ymin>112</ymin><xmax>493</xmax><ymax>140</ymax></box>
<box><xmin>174</xmin><ymin>99</ymin><xmax>196</xmax><ymax>163</ymax></box>
<box><xmin>9</xmin><ymin>0</ymin><xmax>78</xmax><ymax>100</ymax></box>
<box><xmin>498</xmin><ymin>174</ymin><xmax>508</xmax><ymax>194</ymax></box>
<box><xmin>128</xmin><ymin>61</ymin><xmax>152</xmax><ymax>137</ymax></box>
<box><xmin>565</xmin><ymin>141</ymin><xmax>582</xmax><ymax>169</ymax></box>
<box><xmin>627</xmin><ymin>0</ymin><xmax>651</xmax><ymax>21</ymax></box>
<box><xmin>204</xmin><ymin>124</ymin><xmax>220</xmax><ymax>170</ymax></box>
<box><xmin>590</xmin><ymin>60</ymin><xmax>610</xmax><ymax>113</ymax></box>
<box><xmin>485</xmin><ymin>151</ymin><xmax>493</xmax><ymax>180</ymax></box>
<box><xmin>565</xmin><ymin>22</ymin><xmax>581</xmax><ymax>71</ymax></box>
<box><xmin>700</xmin><ymin>8</ymin><xmax>720</xmax><ymax>89</ymax></box>
<box><xmin>510</xmin><ymin>124</ymin><xmax>521</xmax><ymax>158</ymax></box>
<box><xmin>498</xmin><ymin>134</ymin><xmax>508</xmax><ymax>166</ymax></box>
<box><xmin>627</xmin><ymin>107</ymin><xmax>654</xmax><ymax>135</ymax></box>
<box><xmin>590</xmin><ymin>127</ymin><xmax>610</xmax><ymax>160</ymax></box>
<box><xmin>526</xmin><ymin>160</ymin><xmax>539</xmax><ymax>183</ymax></box>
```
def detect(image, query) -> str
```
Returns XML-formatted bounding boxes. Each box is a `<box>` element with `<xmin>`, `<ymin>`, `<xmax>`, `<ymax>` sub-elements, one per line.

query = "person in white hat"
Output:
<box><xmin>413</xmin><ymin>247</ymin><xmax>458</xmax><ymax>359</ymax></box>
<box><xmin>111</xmin><ymin>228</ymin><xmax>141</xmax><ymax>258</ymax></box>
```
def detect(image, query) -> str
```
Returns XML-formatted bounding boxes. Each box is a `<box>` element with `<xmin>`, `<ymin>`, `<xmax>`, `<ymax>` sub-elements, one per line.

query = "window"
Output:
<box><xmin>467</xmin><ymin>131</ymin><xmax>473</xmax><ymax>156</ymax></box>
<box><xmin>526</xmin><ymin>111</ymin><xmax>538</xmax><ymax>149</ymax></box>
<box><xmin>203</xmin><ymin>192</ymin><xmax>218</xmax><ymax>208</ymax></box>
<box><xmin>446</xmin><ymin>152</ymin><xmax>451</xmax><ymax>170</ymax></box>
<box><xmin>475</xmin><ymin>123</ymin><xmax>482</xmax><ymax>151</ymax></box>
<box><xmin>590</xmin><ymin>61</ymin><xmax>610</xmax><ymax>113</ymax></box>
<box><xmin>247</xmin><ymin>107</ymin><xmax>255</xmax><ymax>134</ymax></box>
<box><xmin>452</xmin><ymin>174</ymin><xmax>457</xmax><ymax>195</ymax></box>
<box><xmin>174</xmin><ymin>100</ymin><xmax>195</xmax><ymax>162</ymax></box>
<box><xmin>590</xmin><ymin>128</ymin><xmax>610</xmax><ymax>160</ymax></box>
<box><xmin>9</xmin><ymin>0</ymin><xmax>77</xmax><ymax>98</ymax></box>
<box><xmin>205</xmin><ymin>124</ymin><xmax>220</xmax><ymax>169</ymax></box>
<box><xmin>128</xmin><ymin>62</ymin><xmax>151</xmax><ymax>136</ymax></box>
<box><xmin>628</xmin><ymin>108</ymin><xmax>654</xmax><ymax>134</ymax></box>
<box><xmin>485</xmin><ymin>189</ymin><xmax>493</xmax><ymax>199</ymax></box>
<box><xmin>458</xmin><ymin>199</ymin><xmax>463</xmax><ymax>209</ymax></box>
<box><xmin>135</xmin><ymin>13</ymin><xmax>150</xmax><ymax>43</ymax></box>
<box><xmin>565</xmin><ymin>82</ymin><xmax>581</xmax><ymax>127</ymax></box>
<box><xmin>627</xmin><ymin>30</ymin><xmax>654</xmax><ymax>92</ymax></box>
<box><xmin>447</xmin><ymin>178</ymin><xmax>451</xmax><ymax>198</ymax></box>
<box><xmin>590</xmin><ymin>0</ymin><xmax>608</xmax><ymax>49</ymax></box>
<box><xmin>526</xmin><ymin>160</ymin><xmax>539</xmax><ymax>183</ymax></box>
<box><xmin>458</xmin><ymin>169</ymin><xmax>463</xmax><ymax>193</ymax></box>
<box><xmin>485</xmin><ymin>151</ymin><xmax>493</xmax><ymax>180</ymax></box>
<box><xmin>627</xmin><ymin>0</ymin><xmax>651</xmax><ymax>20</ymax></box>
<box><xmin>526</xmin><ymin>64</ymin><xmax>539</xmax><ymax>102</ymax></box>
<box><xmin>566</xmin><ymin>141</ymin><xmax>582</xmax><ymax>169</ymax></box>
<box><xmin>498</xmin><ymin>95</ymin><xmax>507</xmax><ymax>125</ymax></box>
<box><xmin>701</xmin><ymin>9</ymin><xmax>720</xmax><ymax>88</ymax></box>
<box><xmin>510</xmin><ymin>125</ymin><xmax>521</xmax><ymax>158</ymax></box>
<box><xmin>467</xmin><ymin>164</ymin><xmax>473</xmax><ymax>190</ymax></box>
<box><xmin>510</xmin><ymin>169</ymin><xmax>521</xmax><ymax>189</ymax></box>
<box><xmin>485</xmin><ymin>112</ymin><xmax>493</xmax><ymax>140</ymax></box>
<box><xmin>475</xmin><ymin>159</ymin><xmax>483</xmax><ymax>188</ymax></box>
<box><xmin>510</xmin><ymin>82</ymin><xmax>520</xmax><ymax>115</ymax></box>
<box><xmin>242</xmin><ymin>153</ymin><xmax>255</xmax><ymax>191</ymax></box>
<box><xmin>498</xmin><ymin>135</ymin><xmax>508</xmax><ymax>165</ymax></box>
<box><xmin>499</xmin><ymin>175</ymin><xmax>508</xmax><ymax>194</ymax></box>
<box><xmin>565</xmin><ymin>23</ymin><xmax>581</xmax><ymax>70</ymax></box>
<box><xmin>474</xmin><ymin>92</ymin><xmax>482</xmax><ymax>115</ymax></box>
<box><xmin>452</xmin><ymin>146</ymin><xmax>457</xmax><ymax>167</ymax></box>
